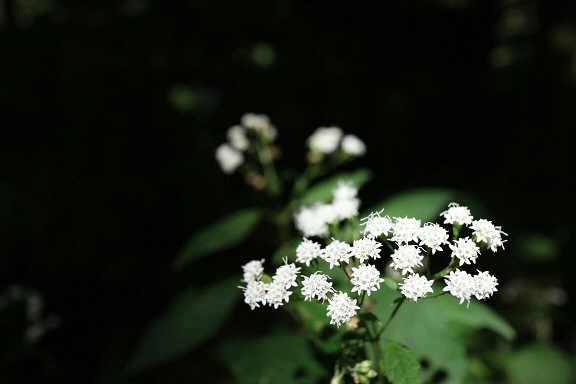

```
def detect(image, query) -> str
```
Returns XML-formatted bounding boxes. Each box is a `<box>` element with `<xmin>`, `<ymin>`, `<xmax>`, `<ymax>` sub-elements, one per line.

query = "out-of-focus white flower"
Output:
<box><xmin>389</xmin><ymin>244</ymin><xmax>424</xmax><ymax>275</ymax></box>
<box><xmin>470</xmin><ymin>219</ymin><xmax>507</xmax><ymax>252</ymax></box>
<box><xmin>361</xmin><ymin>210</ymin><xmax>393</xmax><ymax>239</ymax></box>
<box><xmin>241</xmin><ymin>280</ymin><xmax>268</xmax><ymax>310</ymax></box>
<box><xmin>322</xmin><ymin>239</ymin><xmax>352</xmax><ymax>269</ymax></box>
<box><xmin>301</xmin><ymin>272</ymin><xmax>334</xmax><ymax>302</ymax></box>
<box><xmin>350</xmin><ymin>264</ymin><xmax>384</xmax><ymax>296</ymax></box>
<box><xmin>419</xmin><ymin>223</ymin><xmax>449</xmax><ymax>254</ymax></box>
<box><xmin>265</xmin><ymin>280</ymin><xmax>292</xmax><ymax>309</ymax></box>
<box><xmin>390</xmin><ymin>217</ymin><xmax>421</xmax><ymax>245</ymax></box>
<box><xmin>350</xmin><ymin>237</ymin><xmax>382</xmax><ymax>263</ymax></box>
<box><xmin>399</xmin><ymin>274</ymin><xmax>434</xmax><ymax>302</ymax></box>
<box><xmin>227</xmin><ymin>125</ymin><xmax>250</xmax><ymax>151</ymax></box>
<box><xmin>473</xmin><ymin>270</ymin><xmax>498</xmax><ymax>300</ymax></box>
<box><xmin>295</xmin><ymin>238</ymin><xmax>322</xmax><ymax>266</ymax></box>
<box><xmin>450</xmin><ymin>237</ymin><xmax>480</xmax><ymax>266</ymax></box>
<box><xmin>443</xmin><ymin>269</ymin><xmax>475</xmax><ymax>306</ymax></box>
<box><xmin>242</xmin><ymin>259</ymin><xmax>265</xmax><ymax>283</ymax></box>
<box><xmin>307</xmin><ymin>126</ymin><xmax>343</xmax><ymax>154</ymax></box>
<box><xmin>240</xmin><ymin>113</ymin><xmax>277</xmax><ymax>140</ymax></box>
<box><xmin>273</xmin><ymin>261</ymin><xmax>301</xmax><ymax>289</ymax></box>
<box><xmin>440</xmin><ymin>202</ymin><xmax>474</xmax><ymax>226</ymax></box>
<box><xmin>331</xmin><ymin>197</ymin><xmax>360</xmax><ymax>221</ymax></box>
<box><xmin>215</xmin><ymin>143</ymin><xmax>244</xmax><ymax>174</ymax></box>
<box><xmin>326</xmin><ymin>291</ymin><xmax>360</xmax><ymax>327</ymax></box>
<box><xmin>332</xmin><ymin>181</ymin><xmax>358</xmax><ymax>201</ymax></box>
<box><xmin>293</xmin><ymin>204</ymin><xmax>331</xmax><ymax>238</ymax></box>
<box><xmin>341</xmin><ymin>134</ymin><xmax>366</xmax><ymax>156</ymax></box>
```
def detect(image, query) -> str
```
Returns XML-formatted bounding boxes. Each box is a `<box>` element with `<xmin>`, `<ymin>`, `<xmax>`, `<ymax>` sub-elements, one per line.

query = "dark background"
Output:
<box><xmin>1</xmin><ymin>0</ymin><xmax>575</xmax><ymax>383</ymax></box>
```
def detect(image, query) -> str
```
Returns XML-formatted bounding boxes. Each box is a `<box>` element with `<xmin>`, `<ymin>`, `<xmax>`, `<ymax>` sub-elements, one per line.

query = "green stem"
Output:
<box><xmin>365</xmin><ymin>322</ymin><xmax>386</xmax><ymax>384</ymax></box>
<box><xmin>255</xmin><ymin>135</ymin><xmax>280</xmax><ymax>197</ymax></box>
<box><xmin>376</xmin><ymin>297</ymin><xmax>406</xmax><ymax>339</ymax></box>
<box><xmin>431</xmin><ymin>257</ymin><xmax>459</xmax><ymax>280</ymax></box>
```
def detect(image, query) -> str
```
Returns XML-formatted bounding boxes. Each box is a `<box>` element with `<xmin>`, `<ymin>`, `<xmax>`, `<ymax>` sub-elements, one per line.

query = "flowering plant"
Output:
<box><xmin>125</xmin><ymin>113</ymin><xmax>515</xmax><ymax>384</ymax></box>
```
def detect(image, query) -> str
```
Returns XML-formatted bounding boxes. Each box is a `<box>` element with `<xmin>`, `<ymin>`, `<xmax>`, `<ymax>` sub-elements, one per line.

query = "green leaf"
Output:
<box><xmin>301</xmin><ymin>168</ymin><xmax>373</xmax><ymax>205</ymax></box>
<box><xmin>173</xmin><ymin>208</ymin><xmax>263</xmax><ymax>270</ymax></box>
<box><xmin>370</xmin><ymin>284</ymin><xmax>515</xmax><ymax>384</ymax></box>
<box><xmin>382</xmin><ymin>339</ymin><xmax>421</xmax><ymax>384</ymax></box>
<box><xmin>124</xmin><ymin>278</ymin><xmax>240</xmax><ymax>375</ymax></box>
<box><xmin>215</xmin><ymin>328</ymin><xmax>329</xmax><ymax>384</ymax></box>
<box><xmin>361</xmin><ymin>188</ymin><xmax>458</xmax><ymax>221</ymax></box>
<box><xmin>504</xmin><ymin>343</ymin><xmax>574</xmax><ymax>384</ymax></box>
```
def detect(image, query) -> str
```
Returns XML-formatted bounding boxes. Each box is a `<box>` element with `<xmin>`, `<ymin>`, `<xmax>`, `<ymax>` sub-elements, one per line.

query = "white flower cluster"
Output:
<box><xmin>215</xmin><ymin>113</ymin><xmax>278</xmax><ymax>174</ymax></box>
<box><xmin>293</xmin><ymin>181</ymin><xmax>361</xmax><ymax>238</ymax></box>
<box><xmin>360</xmin><ymin>202</ymin><xmax>504</xmax><ymax>303</ymax></box>
<box><xmin>307</xmin><ymin>126</ymin><xmax>366</xmax><ymax>156</ymax></box>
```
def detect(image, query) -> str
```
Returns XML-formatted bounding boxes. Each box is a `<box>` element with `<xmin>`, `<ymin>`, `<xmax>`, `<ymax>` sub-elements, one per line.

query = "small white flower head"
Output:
<box><xmin>470</xmin><ymin>219</ymin><xmax>508</xmax><ymax>252</ymax></box>
<box><xmin>419</xmin><ymin>223</ymin><xmax>449</xmax><ymax>254</ymax></box>
<box><xmin>332</xmin><ymin>181</ymin><xmax>359</xmax><ymax>201</ymax></box>
<box><xmin>301</xmin><ymin>272</ymin><xmax>334</xmax><ymax>302</ymax></box>
<box><xmin>350</xmin><ymin>237</ymin><xmax>382</xmax><ymax>263</ymax></box>
<box><xmin>265</xmin><ymin>280</ymin><xmax>292</xmax><ymax>309</ymax></box>
<box><xmin>341</xmin><ymin>134</ymin><xmax>366</xmax><ymax>156</ymax></box>
<box><xmin>273</xmin><ymin>259</ymin><xmax>301</xmax><ymax>289</ymax></box>
<box><xmin>322</xmin><ymin>239</ymin><xmax>352</xmax><ymax>269</ymax></box>
<box><xmin>443</xmin><ymin>269</ymin><xmax>476</xmax><ymax>306</ymax></box>
<box><xmin>331</xmin><ymin>197</ymin><xmax>361</xmax><ymax>221</ymax></box>
<box><xmin>399</xmin><ymin>274</ymin><xmax>434</xmax><ymax>302</ymax></box>
<box><xmin>473</xmin><ymin>270</ymin><xmax>498</xmax><ymax>300</ymax></box>
<box><xmin>350</xmin><ymin>264</ymin><xmax>385</xmax><ymax>296</ymax></box>
<box><xmin>226</xmin><ymin>125</ymin><xmax>250</xmax><ymax>151</ymax></box>
<box><xmin>450</xmin><ymin>237</ymin><xmax>481</xmax><ymax>266</ymax></box>
<box><xmin>326</xmin><ymin>291</ymin><xmax>360</xmax><ymax>327</ymax></box>
<box><xmin>241</xmin><ymin>280</ymin><xmax>268</xmax><ymax>310</ymax></box>
<box><xmin>293</xmin><ymin>204</ymin><xmax>331</xmax><ymax>238</ymax></box>
<box><xmin>295</xmin><ymin>238</ymin><xmax>322</xmax><ymax>266</ymax></box>
<box><xmin>389</xmin><ymin>244</ymin><xmax>424</xmax><ymax>275</ymax></box>
<box><xmin>440</xmin><ymin>202</ymin><xmax>474</xmax><ymax>226</ymax></box>
<box><xmin>242</xmin><ymin>259</ymin><xmax>265</xmax><ymax>283</ymax></box>
<box><xmin>360</xmin><ymin>210</ymin><xmax>393</xmax><ymax>239</ymax></box>
<box><xmin>215</xmin><ymin>143</ymin><xmax>244</xmax><ymax>174</ymax></box>
<box><xmin>390</xmin><ymin>217</ymin><xmax>421</xmax><ymax>245</ymax></box>
<box><xmin>240</xmin><ymin>113</ymin><xmax>277</xmax><ymax>140</ymax></box>
<box><xmin>307</xmin><ymin>126</ymin><xmax>343</xmax><ymax>154</ymax></box>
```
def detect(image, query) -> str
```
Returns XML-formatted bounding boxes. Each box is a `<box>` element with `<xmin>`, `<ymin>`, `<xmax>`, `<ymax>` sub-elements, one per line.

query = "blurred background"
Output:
<box><xmin>1</xmin><ymin>0</ymin><xmax>575</xmax><ymax>383</ymax></box>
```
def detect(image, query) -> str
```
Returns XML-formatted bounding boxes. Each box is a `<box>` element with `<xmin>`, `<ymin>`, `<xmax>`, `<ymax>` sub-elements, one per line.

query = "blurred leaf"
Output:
<box><xmin>361</xmin><ymin>188</ymin><xmax>458</xmax><ymax>221</ymax></box>
<box><xmin>173</xmin><ymin>208</ymin><xmax>263</xmax><ymax>270</ymax></box>
<box><xmin>215</xmin><ymin>328</ymin><xmax>329</xmax><ymax>384</ymax></box>
<box><xmin>504</xmin><ymin>343</ymin><xmax>574</xmax><ymax>384</ymax></box>
<box><xmin>371</xmin><ymin>284</ymin><xmax>515</xmax><ymax>384</ymax></box>
<box><xmin>124</xmin><ymin>278</ymin><xmax>240</xmax><ymax>375</ymax></box>
<box><xmin>515</xmin><ymin>233</ymin><xmax>561</xmax><ymax>263</ymax></box>
<box><xmin>382</xmin><ymin>339</ymin><xmax>420</xmax><ymax>384</ymax></box>
<box><xmin>301</xmin><ymin>168</ymin><xmax>373</xmax><ymax>205</ymax></box>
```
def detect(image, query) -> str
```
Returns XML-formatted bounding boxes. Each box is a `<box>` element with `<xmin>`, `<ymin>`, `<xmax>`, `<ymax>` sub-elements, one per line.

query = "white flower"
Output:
<box><xmin>399</xmin><ymin>274</ymin><xmax>434</xmax><ymax>302</ymax></box>
<box><xmin>215</xmin><ymin>143</ymin><xmax>244</xmax><ymax>174</ymax></box>
<box><xmin>389</xmin><ymin>244</ymin><xmax>424</xmax><ymax>275</ymax></box>
<box><xmin>295</xmin><ymin>238</ymin><xmax>322</xmax><ymax>266</ymax></box>
<box><xmin>450</xmin><ymin>237</ymin><xmax>480</xmax><ymax>266</ymax></box>
<box><xmin>240</xmin><ymin>113</ymin><xmax>277</xmax><ymax>140</ymax></box>
<box><xmin>331</xmin><ymin>197</ymin><xmax>360</xmax><ymax>221</ymax></box>
<box><xmin>301</xmin><ymin>272</ymin><xmax>334</xmax><ymax>302</ymax></box>
<box><xmin>390</xmin><ymin>217</ymin><xmax>421</xmax><ymax>245</ymax></box>
<box><xmin>241</xmin><ymin>280</ymin><xmax>268</xmax><ymax>310</ymax></box>
<box><xmin>326</xmin><ymin>291</ymin><xmax>360</xmax><ymax>327</ymax></box>
<box><xmin>470</xmin><ymin>219</ymin><xmax>507</xmax><ymax>252</ymax></box>
<box><xmin>360</xmin><ymin>210</ymin><xmax>393</xmax><ymax>239</ymax></box>
<box><xmin>341</xmin><ymin>134</ymin><xmax>366</xmax><ymax>156</ymax></box>
<box><xmin>241</xmin><ymin>259</ymin><xmax>265</xmax><ymax>283</ymax></box>
<box><xmin>473</xmin><ymin>270</ymin><xmax>498</xmax><ymax>300</ymax></box>
<box><xmin>350</xmin><ymin>264</ymin><xmax>384</xmax><ymax>296</ymax></box>
<box><xmin>350</xmin><ymin>237</ymin><xmax>382</xmax><ymax>263</ymax></box>
<box><xmin>307</xmin><ymin>126</ymin><xmax>343</xmax><ymax>154</ymax></box>
<box><xmin>322</xmin><ymin>239</ymin><xmax>352</xmax><ymax>269</ymax></box>
<box><xmin>265</xmin><ymin>280</ymin><xmax>292</xmax><ymax>309</ymax></box>
<box><xmin>443</xmin><ymin>269</ymin><xmax>475</xmax><ymax>306</ymax></box>
<box><xmin>273</xmin><ymin>260</ymin><xmax>301</xmax><ymax>289</ymax></box>
<box><xmin>419</xmin><ymin>223</ymin><xmax>449</xmax><ymax>254</ymax></box>
<box><xmin>332</xmin><ymin>181</ymin><xmax>358</xmax><ymax>201</ymax></box>
<box><xmin>293</xmin><ymin>204</ymin><xmax>331</xmax><ymax>238</ymax></box>
<box><xmin>227</xmin><ymin>125</ymin><xmax>250</xmax><ymax>151</ymax></box>
<box><xmin>440</xmin><ymin>202</ymin><xmax>474</xmax><ymax>226</ymax></box>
